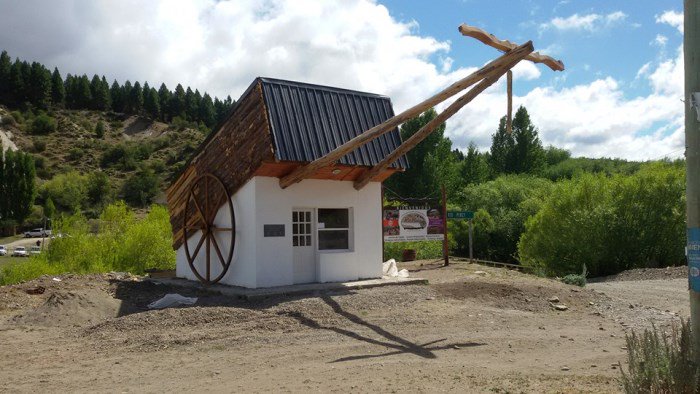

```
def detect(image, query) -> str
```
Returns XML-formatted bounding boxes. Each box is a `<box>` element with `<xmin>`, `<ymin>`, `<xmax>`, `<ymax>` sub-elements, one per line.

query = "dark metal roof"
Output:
<box><xmin>259</xmin><ymin>77</ymin><xmax>408</xmax><ymax>169</ymax></box>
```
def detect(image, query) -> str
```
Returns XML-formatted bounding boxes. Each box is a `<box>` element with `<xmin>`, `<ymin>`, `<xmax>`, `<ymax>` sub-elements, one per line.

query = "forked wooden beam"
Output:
<box><xmin>458</xmin><ymin>24</ymin><xmax>565</xmax><ymax>72</ymax></box>
<box><xmin>506</xmin><ymin>70</ymin><xmax>513</xmax><ymax>133</ymax></box>
<box><xmin>278</xmin><ymin>40</ymin><xmax>535</xmax><ymax>189</ymax></box>
<box><xmin>353</xmin><ymin>48</ymin><xmax>533</xmax><ymax>190</ymax></box>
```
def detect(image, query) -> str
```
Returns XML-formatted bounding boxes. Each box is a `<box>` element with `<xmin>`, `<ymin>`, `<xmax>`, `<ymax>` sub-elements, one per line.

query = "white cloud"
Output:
<box><xmin>541</xmin><ymin>11</ymin><xmax>628</xmax><ymax>32</ymax></box>
<box><xmin>652</xmin><ymin>34</ymin><xmax>668</xmax><ymax>47</ymax></box>
<box><xmin>0</xmin><ymin>0</ymin><xmax>684</xmax><ymax>161</ymax></box>
<box><xmin>656</xmin><ymin>10</ymin><xmax>683</xmax><ymax>33</ymax></box>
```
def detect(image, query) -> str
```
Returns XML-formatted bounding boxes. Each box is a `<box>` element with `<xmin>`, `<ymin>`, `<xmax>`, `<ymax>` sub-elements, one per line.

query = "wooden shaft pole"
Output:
<box><xmin>506</xmin><ymin>70</ymin><xmax>513</xmax><ymax>134</ymax></box>
<box><xmin>353</xmin><ymin>48</ymin><xmax>533</xmax><ymax>190</ymax></box>
<box><xmin>278</xmin><ymin>41</ymin><xmax>534</xmax><ymax>189</ymax></box>
<box><xmin>468</xmin><ymin>219</ymin><xmax>474</xmax><ymax>263</ymax></box>
<box><xmin>684</xmin><ymin>0</ymin><xmax>700</xmax><ymax>362</ymax></box>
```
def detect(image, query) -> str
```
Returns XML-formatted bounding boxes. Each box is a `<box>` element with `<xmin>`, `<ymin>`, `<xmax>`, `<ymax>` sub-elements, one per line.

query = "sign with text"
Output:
<box><xmin>447</xmin><ymin>211</ymin><xmax>474</xmax><ymax>220</ymax></box>
<box><xmin>689</xmin><ymin>227</ymin><xmax>700</xmax><ymax>291</ymax></box>
<box><xmin>383</xmin><ymin>206</ymin><xmax>445</xmax><ymax>242</ymax></box>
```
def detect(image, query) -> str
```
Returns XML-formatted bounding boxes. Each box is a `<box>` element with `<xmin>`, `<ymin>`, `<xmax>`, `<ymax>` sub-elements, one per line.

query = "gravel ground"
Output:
<box><xmin>0</xmin><ymin>262</ymin><xmax>690</xmax><ymax>393</ymax></box>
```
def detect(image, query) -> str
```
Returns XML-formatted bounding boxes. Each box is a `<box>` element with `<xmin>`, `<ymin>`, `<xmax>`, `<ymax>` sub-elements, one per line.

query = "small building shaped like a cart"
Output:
<box><xmin>167</xmin><ymin>77</ymin><xmax>408</xmax><ymax>288</ymax></box>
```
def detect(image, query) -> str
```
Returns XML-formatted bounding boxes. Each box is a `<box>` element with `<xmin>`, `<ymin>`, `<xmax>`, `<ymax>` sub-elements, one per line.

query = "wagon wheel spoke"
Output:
<box><xmin>190</xmin><ymin>190</ymin><xmax>207</xmax><ymax>224</ymax></box>
<box><xmin>210</xmin><ymin>234</ymin><xmax>227</xmax><ymax>269</ymax></box>
<box><xmin>205</xmin><ymin>231</ymin><xmax>211</xmax><ymax>282</ymax></box>
<box><xmin>212</xmin><ymin>227</ymin><xmax>233</xmax><ymax>232</ymax></box>
<box><xmin>190</xmin><ymin>230</ymin><xmax>207</xmax><ymax>260</ymax></box>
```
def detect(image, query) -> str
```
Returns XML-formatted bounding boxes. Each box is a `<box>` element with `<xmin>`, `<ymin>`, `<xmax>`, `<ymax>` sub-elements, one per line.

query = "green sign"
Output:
<box><xmin>447</xmin><ymin>211</ymin><xmax>474</xmax><ymax>219</ymax></box>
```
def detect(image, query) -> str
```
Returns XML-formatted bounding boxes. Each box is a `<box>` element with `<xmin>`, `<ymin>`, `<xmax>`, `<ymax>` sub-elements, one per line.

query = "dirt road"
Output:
<box><xmin>0</xmin><ymin>262</ymin><xmax>688</xmax><ymax>393</ymax></box>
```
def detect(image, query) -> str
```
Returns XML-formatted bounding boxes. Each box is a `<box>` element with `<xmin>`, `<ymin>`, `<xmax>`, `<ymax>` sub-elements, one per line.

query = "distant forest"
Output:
<box><xmin>0</xmin><ymin>50</ymin><xmax>234</xmax><ymax>127</ymax></box>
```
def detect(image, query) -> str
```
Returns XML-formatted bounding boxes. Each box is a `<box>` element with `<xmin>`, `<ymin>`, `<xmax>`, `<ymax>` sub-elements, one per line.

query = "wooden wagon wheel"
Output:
<box><xmin>183</xmin><ymin>173</ymin><xmax>235</xmax><ymax>285</ymax></box>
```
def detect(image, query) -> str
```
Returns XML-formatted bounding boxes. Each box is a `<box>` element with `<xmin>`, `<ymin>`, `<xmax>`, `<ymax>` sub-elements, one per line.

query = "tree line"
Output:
<box><xmin>0</xmin><ymin>50</ymin><xmax>234</xmax><ymax>127</ymax></box>
<box><xmin>386</xmin><ymin>105</ymin><xmax>684</xmax><ymax>278</ymax></box>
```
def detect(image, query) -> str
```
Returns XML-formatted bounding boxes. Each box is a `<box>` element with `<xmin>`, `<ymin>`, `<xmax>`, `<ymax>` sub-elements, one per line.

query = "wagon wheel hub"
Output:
<box><xmin>183</xmin><ymin>173</ymin><xmax>235</xmax><ymax>285</ymax></box>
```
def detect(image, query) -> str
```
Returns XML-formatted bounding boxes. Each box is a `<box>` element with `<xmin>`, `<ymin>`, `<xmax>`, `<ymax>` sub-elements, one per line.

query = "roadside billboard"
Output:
<box><xmin>383</xmin><ymin>206</ymin><xmax>445</xmax><ymax>242</ymax></box>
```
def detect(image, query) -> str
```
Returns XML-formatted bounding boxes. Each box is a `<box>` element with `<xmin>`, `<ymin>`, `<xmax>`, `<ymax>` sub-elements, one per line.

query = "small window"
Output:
<box><xmin>292</xmin><ymin>210</ymin><xmax>312</xmax><ymax>248</ymax></box>
<box><xmin>317</xmin><ymin>208</ymin><xmax>351</xmax><ymax>250</ymax></box>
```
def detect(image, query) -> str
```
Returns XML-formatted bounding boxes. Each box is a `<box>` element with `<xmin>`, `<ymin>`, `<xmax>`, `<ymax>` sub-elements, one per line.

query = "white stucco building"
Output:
<box><xmin>167</xmin><ymin>78</ymin><xmax>408</xmax><ymax>288</ymax></box>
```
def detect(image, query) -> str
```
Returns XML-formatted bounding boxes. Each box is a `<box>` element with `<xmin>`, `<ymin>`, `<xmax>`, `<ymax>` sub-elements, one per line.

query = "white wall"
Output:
<box><xmin>176</xmin><ymin>176</ymin><xmax>383</xmax><ymax>288</ymax></box>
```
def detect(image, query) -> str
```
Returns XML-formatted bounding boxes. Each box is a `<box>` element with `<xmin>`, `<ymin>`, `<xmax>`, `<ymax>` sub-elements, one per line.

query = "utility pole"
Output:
<box><xmin>684</xmin><ymin>0</ymin><xmax>700</xmax><ymax>359</ymax></box>
<box><xmin>442</xmin><ymin>184</ymin><xmax>449</xmax><ymax>266</ymax></box>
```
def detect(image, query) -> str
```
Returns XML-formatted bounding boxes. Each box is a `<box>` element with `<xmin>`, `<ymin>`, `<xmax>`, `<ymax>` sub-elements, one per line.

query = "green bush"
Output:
<box><xmin>0</xmin><ymin>202</ymin><xmax>175</xmax><ymax>285</ymax></box>
<box><xmin>384</xmin><ymin>241</ymin><xmax>443</xmax><ymax>262</ymax></box>
<box><xmin>39</xmin><ymin>171</ymin><xmax>89</xmax><ymax>212</ymax></box>
<box><xmin>454</xmin><ymin>175</ymin><xmax>552</xmax><ymax>263</ymax></box>
<box><xmin>95</xmin><ymin>120</ymin><xmax>105</xmax><ymax>138</ymax></box>
<box><xmin>67</xmin><ymin>147</ymin><xmax>84</xmax><ymax>161</ymax></box>
<box><xmin>561</xmin><ymin>274</ymin><xmax>586</xmax><ymax>287</ymax></box>
<box><xmin>621</xmin><ymin>319</ymin><xmax>700</xmax><ymax>393</ymax></box>
<box><xmin>121</xmin><ymin>168</ymin><xmax>159</xmax><ymax>207</ymax></box>
<box><xmin>30</xmin><ymin>113</ymin><xmax>57</xmax><ymax>134</ymax></box>
<box><xmin>100</xmin><ymin>142</ymin><xmax>153</xmax><ymax>170</ymax></box>
<box><xmin>10</xmin><ymin>110</ymin><xmax>24</xmax><ymax>124</ymax></box>
<box><xmin>33</xmin><ymin>139</ymin><xmax>47</xmax><ymax>152</ymax></box>
<box><xmin>519</xmin><ymin>163</ymin><xmax>685</xmax><ymax>277</ymax></box>
<box><xmin>1</xmin><ymin>114</ymin><xmax>15</xmax><ymax>126</ymax></box>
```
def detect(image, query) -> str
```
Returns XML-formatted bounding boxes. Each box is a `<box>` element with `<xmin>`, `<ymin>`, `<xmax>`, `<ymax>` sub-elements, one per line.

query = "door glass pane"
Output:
<box><xmin>293</xmin><ymin>224</ymin><xmax>298</xmax><ymax>235</ymax></box>
<box><xmin>305</xmin><ymin>223</ymin><xmax>310</xmax><ymax>234</ymax></box>
<box><xmin>318</xmin><ymin>230</ymin><xmax>349</xmax><ymax>250</ymax></box>
<box><xmin>306</xmin><ymin>235</ymin><xmax>311</xmax><ymax>245</ymax></box>
<box><xmin>293</xmin><ymin>212</ymin><xmax>298</xmax><ymax>222</ymax></box>
<box><xmin>293</xmin><ymin>236</ymin><xmax>298</xmax><ymax>246</ymax></box>
<box><xmin>318</xmin><ymin>209</ymin><xmax>349</xmax><ymax>229</ymax></box>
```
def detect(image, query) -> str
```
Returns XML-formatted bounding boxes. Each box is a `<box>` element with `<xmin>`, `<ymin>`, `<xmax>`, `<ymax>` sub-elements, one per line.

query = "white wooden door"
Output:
<box><xmin>292</xmin><ymin>209</ymin><xmax>315</xmax><ymax>284</ymax></box>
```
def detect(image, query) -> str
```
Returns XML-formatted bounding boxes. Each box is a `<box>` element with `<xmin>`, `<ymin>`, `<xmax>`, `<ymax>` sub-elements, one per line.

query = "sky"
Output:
<box><xmin>0</xmin><ymin>0</ymin><xmax>686</xmax><ymax>160</ymax></box>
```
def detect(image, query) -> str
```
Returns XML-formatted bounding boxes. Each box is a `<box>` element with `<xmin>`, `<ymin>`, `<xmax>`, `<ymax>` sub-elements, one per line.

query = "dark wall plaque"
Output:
<box><xmin>263</xmin><ymin>224</ymin><xmax>285</xmax><ymax>237</ymax></box>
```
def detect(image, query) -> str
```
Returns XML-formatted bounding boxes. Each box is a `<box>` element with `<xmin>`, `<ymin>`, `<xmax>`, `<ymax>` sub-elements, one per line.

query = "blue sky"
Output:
<box><xmin>0</xmin><ymin>0</ymin><xmax>687</xmax><ymax>160</ymax></box>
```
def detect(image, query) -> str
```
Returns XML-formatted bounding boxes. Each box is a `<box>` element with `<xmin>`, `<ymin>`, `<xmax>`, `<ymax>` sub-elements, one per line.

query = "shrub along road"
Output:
<box><xmin>0</xmin><ymin>262</ymin><xmax>687</xmax><ymax>392</ymax></box>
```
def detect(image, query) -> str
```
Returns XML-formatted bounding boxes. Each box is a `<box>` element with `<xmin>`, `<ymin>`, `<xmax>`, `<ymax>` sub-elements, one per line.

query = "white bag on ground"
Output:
<box><xmin>383</xmin><ymin>259</ymin><xmax>409</xmax><ymax>278</ymax></box>
<box><xmin>148</xmin><ymin>294</ymin><xmax>198</xmax><ymax>309</ymax></box>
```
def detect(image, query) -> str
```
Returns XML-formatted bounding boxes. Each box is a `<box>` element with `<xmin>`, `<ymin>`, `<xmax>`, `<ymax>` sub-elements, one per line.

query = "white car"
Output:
<box><xmin>24</xmin><ymin>228</ymin><xmax>51</xmax><ymax>238</ymax></box>
<box><xmin>30</xmin><ymin>246</ymin><xmax>41</xmax><ymax>255</ymax></box>
<box><xmin>12</xmin><ymin>246</ymin><xmax>28</xmax><ymax>257</ymax></box>
<box><xmin>0</xmin><ymin>245</ymin><xmax>6</xmax><ymax>256</ymax></box>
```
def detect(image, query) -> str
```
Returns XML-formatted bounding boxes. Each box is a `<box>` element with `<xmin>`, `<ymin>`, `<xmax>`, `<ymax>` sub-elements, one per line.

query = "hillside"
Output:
<box><xmin>0</xmin><ymin>105</ymin><xmax>206</xmax><ymax>213</ymax></box>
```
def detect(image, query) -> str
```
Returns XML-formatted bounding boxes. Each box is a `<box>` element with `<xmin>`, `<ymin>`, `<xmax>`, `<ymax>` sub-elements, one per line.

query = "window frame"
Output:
<box><xmin>316</xmin><ymin>208</ymin><xmax>353</xmax><ymax>252</ymax></box>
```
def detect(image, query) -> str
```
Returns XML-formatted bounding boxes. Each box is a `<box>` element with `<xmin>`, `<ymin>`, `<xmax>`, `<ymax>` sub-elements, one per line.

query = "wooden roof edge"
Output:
<box><xmin>458</xmin><ymin>23</ymin><xmax>565</xmax><ymax>72</ymax></box>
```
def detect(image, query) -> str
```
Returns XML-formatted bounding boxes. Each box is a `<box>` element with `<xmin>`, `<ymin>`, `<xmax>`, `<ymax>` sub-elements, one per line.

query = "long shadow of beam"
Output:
<box><xmin>282</xmin><ymin>295</ymin><xmax>485</xmax><ymax>363</ymax></box>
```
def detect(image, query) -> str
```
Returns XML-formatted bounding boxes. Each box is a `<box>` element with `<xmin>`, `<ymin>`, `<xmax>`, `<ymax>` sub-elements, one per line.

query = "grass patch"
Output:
<box><xmin>621</xmin><ymin>319</ymin><xmax>700</xmax><ymax>393</ymax></box>
<box><xmin>0</xmin><ymin>202</ymin><xmax>175</xmax><ymax>285</ymax></box>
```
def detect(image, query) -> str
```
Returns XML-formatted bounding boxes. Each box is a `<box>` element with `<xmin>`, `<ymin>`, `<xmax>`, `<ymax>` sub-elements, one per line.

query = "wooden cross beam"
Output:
<box><xmin>458</xmin><ymin>24</ymin><xmax>565</xmax><ymax>72</ymax></box>
<box><xmin>278</xmin><ymin>40</ymin><xmax>535</xmax><ymax>189</ymax></box>
<box><xmin>353</xmin><ymin>44</ymin><xmax>534</xmax><ymax>190</ymax></box>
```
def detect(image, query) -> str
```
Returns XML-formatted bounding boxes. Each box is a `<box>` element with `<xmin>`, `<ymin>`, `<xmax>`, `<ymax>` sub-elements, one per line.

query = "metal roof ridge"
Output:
<box><xmin>257</xmin><ymin>77</ymin><xmax>391</xmax><ymax>100</ymax></box>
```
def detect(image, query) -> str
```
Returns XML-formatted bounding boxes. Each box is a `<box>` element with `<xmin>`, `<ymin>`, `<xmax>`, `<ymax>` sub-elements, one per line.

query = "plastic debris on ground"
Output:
<box><xmin>382</xmin><ymin>259</ymin><xmax>409</xmax><ymax>278</ymax></box>
<box><xmin>147</xmin><ymin>294</ymin><xmax>198</xmax><ymax>309</ymax></box>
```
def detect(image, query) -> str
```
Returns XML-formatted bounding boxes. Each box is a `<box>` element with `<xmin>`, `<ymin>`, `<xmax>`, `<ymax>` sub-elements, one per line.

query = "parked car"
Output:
<box><xmin>12</xmin><ymin>246</ymin><xmax>28</xmax><ymax>257</ymax></box>
<box><xmin>24</xmin><ymin>228</ymin><xmax>51</xmax><ymax>238</ymax></box>
<box><xmin>30</xmin><ymin>246</ymin><xmax>41</xmax><ymax>255</ymax></box>
<box><xmin>0</xmin><ymin>245</ymin><xmax>6</xmax><ymax>256</ymax></box>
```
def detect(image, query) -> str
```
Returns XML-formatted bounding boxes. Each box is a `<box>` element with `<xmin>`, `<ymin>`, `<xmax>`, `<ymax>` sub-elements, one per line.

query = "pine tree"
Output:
<box><xmin>0</xmin><ymin>51</ymin><xmax>11</xmax><ymax>102</ymax></box>
<box><xmin>488</xmin><ymin>106</ymin><xmax>544</xmax><ymax>175</ymax></box>
<box><xmin>488</xmin><ymin>117</ymin><xmax>513</xmax><ymax>175</ymax></box>
<box><xmin>76</xmin><ymin>75</ymin><xmax>93</xmax><ymax>109</ymax></box>
<box><xmin>144</xmin><ymin>87</ymin><xmax>160</xmax><ymax>120</ymax></box>
<box><xmin>110</xmin><ymin>80</ymin><xmax>124</xmax><ymax>112</ymax></box>
<box><xmin>169</xmin><ymin>84</ymin><xmax>186</xmax><ymax>119</ymax></box>
<box><xmin>90</xmin><ymin>74</ymin><xmax>110</xmax><ymax>110</ymax></box>
<box><xmin>128</xmin><ymin>81</ymin><xmax>144</xmax><ymax>114</ymax></box>
<box><xmin>461</xmin><ymin>142</ymin><xmax>489</xmax><ymax>185</ymax></box>
<box><xmin>9</xmin><ymin>59</ymin><xmax>26</xmax><ymax>105</ymax></box>
<box><xmin>184</xmin><ymin>87</ymin><xmax>197</xmax><ymax>121</ymax></box>
<box><xmin>157</xmin><ymin>83</ymin><xmax>171</xmax><ymax>121</ymax></box>
<box><xmin>100</xmin><ymin>76</ymin><xmax>111</xmax><ymax>109</ymax></box>
<box><xmin>121</xmin><ymin>80</ymin><xmax>133</xmax><ymax>112</ymax></box>
<box><xmin>50</xmin><ymin>67</ymin><xmax>65</xmax><ymax>106</ymax></box>
<box><xmin>26</xmin><ymin>62</ymin><xmax>51</xmax><ymax>109</ymax></box>
<box><xmin>64</xmin><ymin>73</ymin><xmax>76</xmax><ymax>108</ymax></box>
<box><xmin>0</xmin><ymin>150</ymin><xmax>36</xmax><ymax>224</ymax></box>
<box><xmin>199</xmin><ymin>93</ymin><xmax>216</xmax><ymax>127</ymax></box>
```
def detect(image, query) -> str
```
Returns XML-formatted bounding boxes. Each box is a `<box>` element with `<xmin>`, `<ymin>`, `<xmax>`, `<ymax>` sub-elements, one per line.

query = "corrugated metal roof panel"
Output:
<box><xmin>259</xmin><ymin>77</ymin><xmax>409</xmax><ymax>169</ymax></box>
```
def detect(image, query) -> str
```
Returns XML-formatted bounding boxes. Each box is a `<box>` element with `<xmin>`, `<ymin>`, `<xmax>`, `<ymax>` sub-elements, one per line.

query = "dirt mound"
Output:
<box><xmin>11</xmin><ymin>290</ymin><xmax>122</xmax><ymax>327</ymax></box>
<box><xmin>591</xmin><ymin>266</ymin><xmax>686</xmax><ymax>282</ymax></box>
<box><xmin>433</xmin><ymin>279</ymin><xmax>598</xmax><ymax>312</ymax></box>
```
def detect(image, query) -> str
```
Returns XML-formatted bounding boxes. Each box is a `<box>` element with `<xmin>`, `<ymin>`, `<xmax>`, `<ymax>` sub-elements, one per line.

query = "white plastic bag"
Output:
<box><xmin>148</xmin><ymin>294</ymin><xmax>198</xmax><ymax>309</ymax></box>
